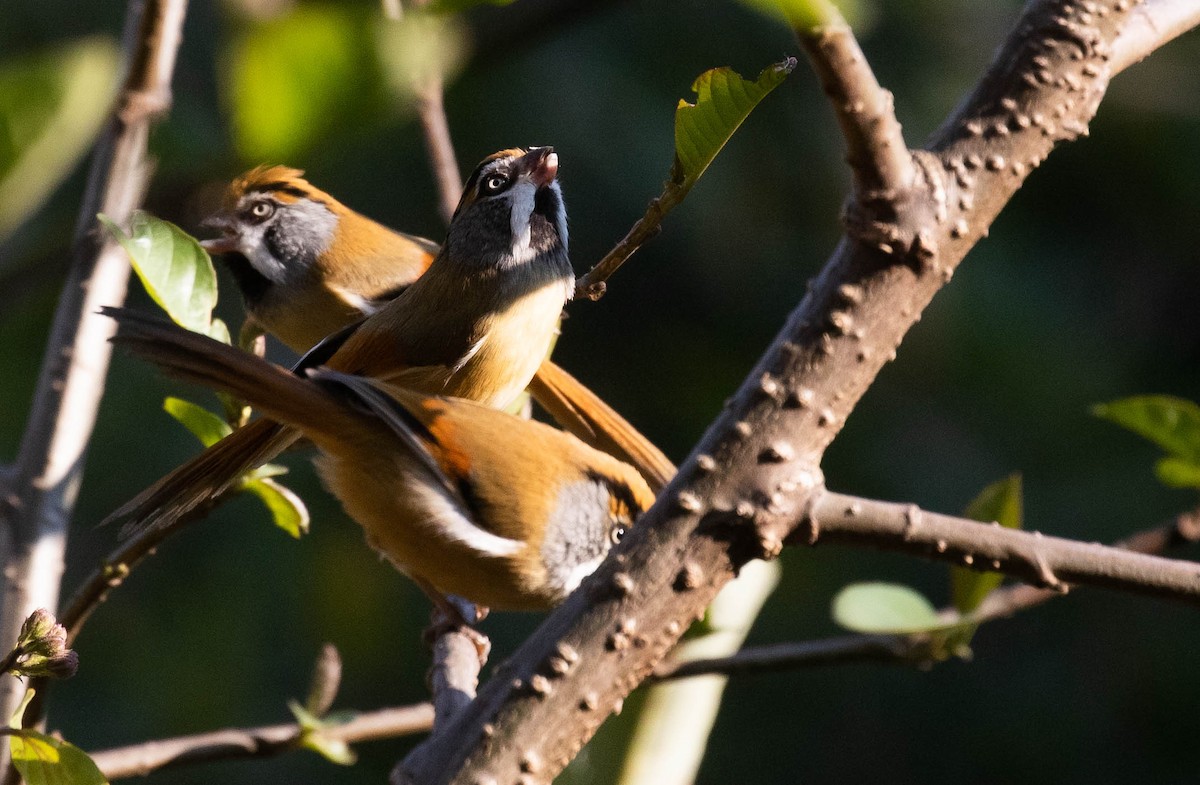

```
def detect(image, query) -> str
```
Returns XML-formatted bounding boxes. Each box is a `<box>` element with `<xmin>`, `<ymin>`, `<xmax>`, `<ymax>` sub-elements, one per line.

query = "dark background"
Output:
<box><xmin>2</xmin><ymin>0</ymin><xmax>1200</xmax><ymax>782</ymax></box>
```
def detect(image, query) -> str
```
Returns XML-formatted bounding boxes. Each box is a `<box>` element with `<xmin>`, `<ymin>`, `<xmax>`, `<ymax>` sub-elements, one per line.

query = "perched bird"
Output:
<box><xmin>199</xmin><ymin>163</ymin><xmax>675</xmax><ymax>490</ymax></box>
<box><xmin>106</xmin><ymin>308</ymin><xmax>655</xmax><ymax>612</ymax></box>
<box><xmin>108</xmin><ymin>147</ymin><xmax>576</xmax><ymax>534</ymax></box>
<box><xmin>199</xmin><ymin>164</ymin><xmax>440</xmax><ymax>352</ymax></box>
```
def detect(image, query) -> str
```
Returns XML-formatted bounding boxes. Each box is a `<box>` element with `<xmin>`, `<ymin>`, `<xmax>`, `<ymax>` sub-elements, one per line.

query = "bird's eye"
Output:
<box><xmin>610</xmin><ymin>525</ymin><xmax>626</xmax><ymax>545</ymax></box>
<box><xmin>248</xmin><ymin>201</ymin><xmax>275</xmax><ymax>221</ymax></box>
<box><xmin>481</xmin><ymin>174</ymin><xmax>509</xmax><ymax>194</ymax></box>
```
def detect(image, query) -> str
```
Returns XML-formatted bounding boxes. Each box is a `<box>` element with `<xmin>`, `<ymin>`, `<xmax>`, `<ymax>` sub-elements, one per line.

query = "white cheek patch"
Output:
<box><xmin>508</xmin><ymin>180</ymin><xmax>537</xmax><ymax>263</ymax></box>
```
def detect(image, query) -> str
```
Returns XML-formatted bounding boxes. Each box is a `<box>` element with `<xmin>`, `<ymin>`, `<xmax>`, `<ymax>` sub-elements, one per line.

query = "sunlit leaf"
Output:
<box><xmin>831</xmin><ymin>582</ymin><xmax>946</xmax><ymax>634</ymax></box>
<box><xmin>10</xmin><ymin>729</ymin><xmax>107</xmax><ymax>785</ymax></box>
<box><xmin>1155</xmin><ymin>457</ymin><xmax>1200</xmax><ymax>490</ymax></box>
<box><xmin>376</xmin><ymin>12</ymin><xmax>468</xmax><ymax>101</ymax></box>
<box><xmin>288</xmin><ymin>699</ymin><xmax>357</xmax><ymax>765</ymax></box>
<box><xmin>243</xmin><ymin>477</ymin><xmax>310</xmax><ymax>538</ymax></box>
<box><xmin>226</xmin><ymin>6</ymin><xmax>386</xmax><ymax>161</ymax></box>
<box><xmin>99</xmin><ymin>211</ymin><xmax>217</xmax><ymax>333</ymax></box>
<box><xmin>1093</xmin><ymin>396</ymin><xmax>1200</xmax><ymax>464</ymax></box>
<box><xmin>0</xmin><ymin>37</ymin><xmax>120</xmax><ymax>242</ymax></box>
<box><xmin>163</xmin><ymin>397</ymin><xmax>232</xmax><ymax>448</ymax></box>
<box><xmin>672</xmin><ymin>60</ymin><xmax>795</xmax><ymax>189</ymax></box>
<box><xmin>951</xmin><ymin>473</ymin><xmax>1023</xmax><ymax>614</ymax></box>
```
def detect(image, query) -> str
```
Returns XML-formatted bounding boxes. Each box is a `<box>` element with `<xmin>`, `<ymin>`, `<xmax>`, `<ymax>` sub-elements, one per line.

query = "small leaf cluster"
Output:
<box><xmin>101</xmin><ymin>212</ymin><xmax>309</xmax><ymax>537</ymax></box>
<box><xmin>831</xmin><ymin>474</ymin><xmax>1024</xmax><ymax>662</ymax></box>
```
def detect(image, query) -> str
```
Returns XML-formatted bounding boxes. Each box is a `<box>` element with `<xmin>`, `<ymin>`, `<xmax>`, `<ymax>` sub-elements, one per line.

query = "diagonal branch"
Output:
<box><xmin>395</xmin><ymin>3</ymin><xmax>1196</xmax><ymax>783</ymax></box>
<box><xmin>0</xmin><ymin>0</ymin><xmax>189</xmax><ymax>755</ymax></box>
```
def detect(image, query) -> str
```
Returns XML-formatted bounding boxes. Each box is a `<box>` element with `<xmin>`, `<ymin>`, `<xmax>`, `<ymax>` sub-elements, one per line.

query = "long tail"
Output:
<box><xmin>529</xmin><ymin>360</ymin><xmax>676</xmax><ymax>492</ymax></box>
<box><xmin>101</xmin><ymin>307</ymin><xmax>356</xmax><ymax>536</ymax></box>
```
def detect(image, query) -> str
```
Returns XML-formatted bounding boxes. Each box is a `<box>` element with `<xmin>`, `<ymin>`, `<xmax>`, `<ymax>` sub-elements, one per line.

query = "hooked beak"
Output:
<box><xmin>198</xmin><ymin>213</ymin><xmax>239</xmax><ymax>255</ymax></box>
<box><xmin>516</xmin><ymin>147</ymin><xmax>558</xmax><ymax>188</ymax></box>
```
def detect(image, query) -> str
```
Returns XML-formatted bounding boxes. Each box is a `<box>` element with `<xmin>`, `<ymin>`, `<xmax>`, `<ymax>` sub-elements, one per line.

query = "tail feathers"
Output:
<box><xmin>102</xmin><ymin>307</ymin><xmax>347</xmax><ymax>535</ymax></box>
<box><xmin>529</xmin><ymin>360</ymin><xmax>676</xmax><ymax>492</ymax></box>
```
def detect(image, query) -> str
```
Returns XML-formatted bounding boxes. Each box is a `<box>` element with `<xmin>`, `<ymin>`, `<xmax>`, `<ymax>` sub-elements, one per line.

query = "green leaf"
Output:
<box><xmin>243</xmin><ymin>478</ymin><xmax>310</xmax><ymax>538</ymax></box>
<box><xmin>951</xmin><ymin>473</ymin><xmax>1023</xmax><ymax>614</ymax></box>
<box><xmin>1155</xmin><ymin>457</ymin><xmax>1200</xmax><ymax>490</ymax></box>
<box><xmin>163</xmin><ymin>397</ymin><xmax>232</xmax><ymax>448</ymax></box>
<box><xmin>207</xmin><ymin>317</ymin><xmax>232</xmax><ymax>345</ymax></box>
<box><xmin>288</xmin><ymin>700</ymin><xmax>357</xmax><ymax>766</ymax></box>
<box><xmin>831</xmin><ymin>582</ymin><xmax>945</xmax><ymax>634</ymax></box>
<box><xmin>0</xmin><ymin>38</ymin><xmax>120</xmax><ymax>242</ymax></box>
<box><xmin>9</xmin><ymin>718</ymin><xmax>108</xmax><ymax>785</ymax></box>
<box><xmin>99</xmin><ymin>211</ymin><xmax>217</xmax><ymax>333</ymax></box>
<box><xmin>1093</xmin><ymin>395</ymin><xmax>1200</xmax><ymax>464</ymax></box>
<box><xmin>672</xmin><ymin>59</ymin><xmax>795</xmax><ymax>189</ymax></box>
<box><xmin>226</xmin><ymin>7</ymin><xmax>386</xmax><ymax>161</ymax></box>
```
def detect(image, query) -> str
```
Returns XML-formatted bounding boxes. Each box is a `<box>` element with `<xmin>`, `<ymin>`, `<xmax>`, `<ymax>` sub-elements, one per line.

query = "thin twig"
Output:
<box><xmin>794</xmin><ymin>7</ymin><xmax>913</xmax><ymax>200</ymax></box>
<box><xmin>382</xmin><ymin>0</ymin><xmax>462</xmax><ymax>225</ymax></box>
<box><xmin>88</xmin><ymin>703</ymin><xmax>434</xmax><ymax>781</ymax></box>
<box><xmin>574</xmin><ymin>190</ymin><xmax>679</xmax><ymax>300</ymax></box>
<box><xmin>0</xmin><ymin>0</ymin><xmax>188</xmax><ymax>758</ymax></box>
<box><xmin>652</xmin><ymin>634</ymin><xmax>918</xmax><ymax>681</ymax></box>
<box><xmin>806</xmin><ymin>490</ymin><xmax>1200</xmax><ymax>604</ymax></box>
<box><xmin>414</xmin><ymin>77</ymin><xmax>462</xmax><ymax>226</ymax></box>
<box><xmin>659</xmin><ymin>505</ymin><xmax>1200</xmax><ymax>680</ymax></box>
<box><xmin>59</xmin><ymin>490</ymin><xmax>228</xmax><ymax>647</ymax></box>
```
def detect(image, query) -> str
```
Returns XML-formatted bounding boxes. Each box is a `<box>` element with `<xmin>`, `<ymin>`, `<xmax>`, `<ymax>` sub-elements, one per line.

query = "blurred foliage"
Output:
<box><xmin>1094</xmin><ymin>395</ymin><xmax>1200</xmax><ymax>489</ymax></box>
<box><xmin>225</xmin><ymin>6</ymin><xmax>391</xmax><ymax>162</ymax></box>
<box><xmin>0</xmin><ymin>37</ymin><xmax>119</xmax><ymax>243</ymax></box>
<box><xmin>2</xmin><ymin>0</ymin><xmax>1199</xmax><ymax>784</ymax></box>
<box><xmin>377</xmin><ymin>11</ymin><xmax>469</xmax><ymax>99</ymax></box>
<box><xmin>832</xmin><ymin>581</ymin><xmax>943</xmax><ymax>633</ymax></box>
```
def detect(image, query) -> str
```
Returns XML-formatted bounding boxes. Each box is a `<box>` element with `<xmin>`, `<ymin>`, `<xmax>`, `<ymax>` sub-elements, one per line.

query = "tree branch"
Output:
<box><xmin>0</xmin><ymin>0</ymin><xmax>188</xmax><ymax>756</ymax></box>
<box><xmin>804</xmin><ymin>490</ymin><xmax>1200</xmax><ymax>603</ymax></box>
<box><xmin>795</xmin><ymin>6</ymin><xmax>913</xmax><ymax>202</ymax></box>
<box><xmin>1111</xmin><ymin>0</ymin><xmax>1200</xmax><ymax>72</ymax></box>
<box><xmin>427</xmin><ymin>628</ymin><xmax>486</xmax><ymax>734</ymax></box>
<box><xmin>88</xmin><ymin>703</ymin><xmax>434</xmax><ymax>781</ymax></box>
<box><xmin>394</xmin><ymin>3</ymin><xmax>1188</xmax><ymax>783</ymax></box>
<box><xmin>658</xmin><ymin>504</ymin><xmax>1200</xmax><ymax>680</ymax></box>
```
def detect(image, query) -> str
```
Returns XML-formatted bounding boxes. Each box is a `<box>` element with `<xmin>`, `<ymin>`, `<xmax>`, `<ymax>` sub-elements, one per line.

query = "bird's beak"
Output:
<box><xmin>198</xmin><ymin>213</ymin><xmax>239</xmax><ymax>255</ymax></box>
<box><xmin>516</xmin><ymin>147</ymin><xmax>558</xmax><ymax>188</ymax></box>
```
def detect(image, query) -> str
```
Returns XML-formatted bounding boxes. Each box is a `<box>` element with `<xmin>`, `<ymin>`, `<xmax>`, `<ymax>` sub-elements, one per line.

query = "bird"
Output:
<box><xmin>198</xmin><ymin>163</ymin><xmax>440</xmax><ymax>353</ymax></box>
<box><xmin>107</xmin><ymin>147</ymin><xmax>580</xmax><ymax>535</ymax></box>
<box><xmin>106</xmin><ymin>307</ymin><xmax>655</xmax><ymax>613</ymax></box>
<box><xmin>198</xmin><ymin>162</ymin><xmax>675</xmax><ymax>490</ymax></box>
